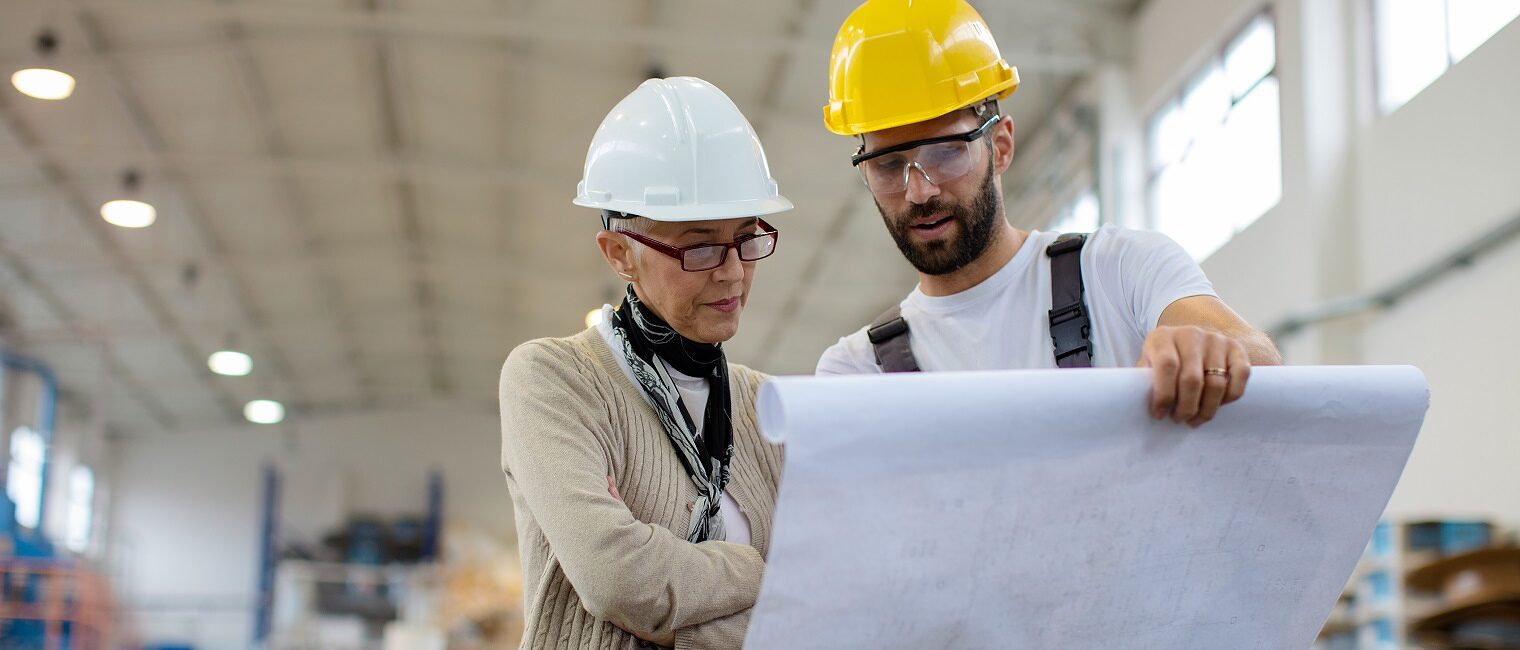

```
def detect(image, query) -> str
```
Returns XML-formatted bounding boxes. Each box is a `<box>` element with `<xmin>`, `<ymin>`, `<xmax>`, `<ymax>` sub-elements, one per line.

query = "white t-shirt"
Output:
<box><xmin>816</xmin><ymin>227</ymin><xmax>1217</xmax><ymax>374</ymax></box>
<box><xmin>596</xmin><ymin>311</ymin><xmax>753</xmax><ymax>546</ymax></box>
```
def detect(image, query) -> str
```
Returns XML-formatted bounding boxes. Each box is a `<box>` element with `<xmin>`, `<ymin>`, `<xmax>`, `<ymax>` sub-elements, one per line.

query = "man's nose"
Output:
<box><xmin>904</xmin><ymin>162</ymin><xmax>940</xmax><ymax>205</ymax></box>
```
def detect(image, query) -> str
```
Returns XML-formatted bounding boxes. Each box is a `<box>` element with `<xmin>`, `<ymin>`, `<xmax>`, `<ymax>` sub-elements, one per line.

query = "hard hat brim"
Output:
<box><xmin>573</xmin><ymin>195</ymin><xmax>794</xmax><ymax>223</ymax></box>
<box><xmin>824</xmin><ymin>80</ymin><xmax>1018</xmax><ymax>137</ymax></box>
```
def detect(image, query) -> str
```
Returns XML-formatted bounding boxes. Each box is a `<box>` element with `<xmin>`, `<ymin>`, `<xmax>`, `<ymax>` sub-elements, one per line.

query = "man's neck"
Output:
<box><xmin>917</xmin><ymin>222</ymin><xmax>1028</xmax><ymax>297</ymax></box>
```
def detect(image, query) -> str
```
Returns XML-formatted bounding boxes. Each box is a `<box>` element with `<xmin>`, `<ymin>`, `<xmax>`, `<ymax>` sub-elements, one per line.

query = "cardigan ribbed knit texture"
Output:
<box><xmin>500</xmin><ymin>328</ymin><xmax>782</xmax><ymax>649</ymax></box>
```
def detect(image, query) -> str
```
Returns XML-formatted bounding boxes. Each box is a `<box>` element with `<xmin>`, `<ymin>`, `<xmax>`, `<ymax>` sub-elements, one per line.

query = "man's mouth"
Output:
<box><xmin>909</xmin><ymin>214</ymin><xmax>955</xmax><ymax>237</ymax></box>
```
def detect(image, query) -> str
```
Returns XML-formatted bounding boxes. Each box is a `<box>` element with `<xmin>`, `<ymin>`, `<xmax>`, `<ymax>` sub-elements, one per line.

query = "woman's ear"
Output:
<box><xmin>595</xmin><ymin>230</ymin><xmax>637</xmax><ymax>281</ymax></box>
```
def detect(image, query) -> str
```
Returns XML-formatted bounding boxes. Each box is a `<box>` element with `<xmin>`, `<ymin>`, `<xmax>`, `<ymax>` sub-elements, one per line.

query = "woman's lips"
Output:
<box><xmin>706</xmin><ymin>297</ymin><xmax>740</xmax><ymax>313</ymax></box>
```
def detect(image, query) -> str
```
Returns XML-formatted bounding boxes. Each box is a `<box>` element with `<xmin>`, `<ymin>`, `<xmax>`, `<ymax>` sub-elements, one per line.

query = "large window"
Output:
<box><xmin>65</xmin><ymin>465</ymin><xmax>95</xmax><ymax>553</ymax></box>
<box><xmin>1375</xmin><ymin>0</ymin><xmax>1520</xmax><ymax>113</ymax></box>
<box><xmin>7</xmin><ymin>426</ymin><xmax>45</xmax><ymax>530</ymax></box>
<box><xmin>1047</xmin><ymin>189</ymin><xmax>1101</xmax><ymax>234</ymax></box>
<box><xmin>1147</xmin><ymin>12</ymin><xmax>1281</xmax><ymax>261</ymax></box>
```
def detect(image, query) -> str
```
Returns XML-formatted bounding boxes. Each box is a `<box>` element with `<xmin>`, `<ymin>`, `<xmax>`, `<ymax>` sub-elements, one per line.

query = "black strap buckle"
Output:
<box><xmin>868</xmin><ymin>316</ymin><xmax>910</xmax><ymax>344</ymax></box>
<box><xmin>1047</xmin><ymin>234</ymin><xmax>1086</xmax><ymax>256</ymax></box>
<box><xmin>1048</xmin><ymin>301</ymin><xmax>1091</xmax><ymax>360</ymax></box>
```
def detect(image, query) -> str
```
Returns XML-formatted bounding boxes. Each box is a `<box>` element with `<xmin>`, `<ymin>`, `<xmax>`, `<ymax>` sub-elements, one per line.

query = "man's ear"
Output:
<box><xmin>991</xmin><ymin>117</ymin><xmax>1016</xmax><ymax>175</ymax></box>
<box><xmin>595</xmin><ymin>231</ymin><xmax>636</xmax><ymax>281</ymax></box>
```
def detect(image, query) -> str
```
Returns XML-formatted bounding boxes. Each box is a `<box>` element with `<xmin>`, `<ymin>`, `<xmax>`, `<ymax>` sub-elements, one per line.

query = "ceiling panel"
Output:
<box><xmin>404</xmin><ymin>40</ymin><xmax>517</xmax><ymax>161</ymax></box>
<box><xmin>332</xmin><ymin>253</ymin><xmax>411</xmax><ymax>308</ymax></box>
<box><xmin>51</xmin><ymin>275</ymin><xmax>160</xmax><ymax>331</ymax></box>
<box><xmin>84</xmin><ymin>2</ymin><xmax>222</xmax><ymax>50</ymax></box>
<box><xmin>195</xmin><ymin>177</ymin><xmax>303</xmax><ymax>254</ymax></box>
<box><xmin>415</xmin><ymin>178</ymin><xmax>509</xmax><ymax>251</ymax></box>
<box><xmin>252</xmin><ymin>37</ymin><xmax>378</xmax><ymax>155</ymax></box>
<box><xmin>300</xmin><ymin>177</ymin><xmax>403</xmax><ymax>243</ymax></box>
<box><xmin>120</xmin><ymin>50</ymin><xmax>263</xmax><ymax>153</ymax></box>
<box><xmin>244</xmin><ymin>261</ymin><xmax>327</xmax><ymax>320</ymax></box>
<box><xmin>112</xmin><ymin>338</ymin><xmax>198</xmax><ymax>383</ymax></box>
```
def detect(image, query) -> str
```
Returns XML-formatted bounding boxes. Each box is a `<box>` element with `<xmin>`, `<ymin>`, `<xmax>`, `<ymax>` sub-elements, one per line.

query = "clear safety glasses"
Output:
<box><xmin>851</xmin><ymin>113</ymin><xmax>1000</xmax><ymax>194</ymax></box>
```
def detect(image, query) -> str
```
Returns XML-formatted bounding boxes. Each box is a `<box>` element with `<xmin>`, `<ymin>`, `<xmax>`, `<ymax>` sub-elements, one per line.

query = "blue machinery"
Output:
<box><xmin>1</xmin><ymin>351</ymin><xmax>70</xmax><ymax>647</ymax></box>
<box><xmin>249</xmin><ymin>467</ymin><xmax>444</xmax><ymax>646</ymax></box>
<box><xmin>1</xmin><ymin>350</ymin><xmax>59</xmax><ymax>533</ymax></box>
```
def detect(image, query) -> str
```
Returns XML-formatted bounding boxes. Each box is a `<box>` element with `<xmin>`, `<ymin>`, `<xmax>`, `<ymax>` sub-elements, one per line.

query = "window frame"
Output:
<box><xmin>1144</xmin><ymin>7</ymin><xmax>1282</xmax><ymax>260</ymax></box>
<box><xmin>1370</xmin><ymin>0</ymin><xmax>1520</xmax><ymax>114</ymax></box>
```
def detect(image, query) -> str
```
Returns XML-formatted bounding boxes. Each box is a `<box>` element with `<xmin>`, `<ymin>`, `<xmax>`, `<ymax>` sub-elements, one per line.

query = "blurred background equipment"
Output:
<box><xmin>1406</xmin><ymin>547</ymin><xmax>1520</xmax><ymax>649</ymax></box>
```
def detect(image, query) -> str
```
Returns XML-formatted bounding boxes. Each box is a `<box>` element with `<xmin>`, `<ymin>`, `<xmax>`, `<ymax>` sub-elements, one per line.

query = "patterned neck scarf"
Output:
<box><xmin>608</xmin><ymin>284</ymin><xmax>733</xmax><ymax>543</ymax></box>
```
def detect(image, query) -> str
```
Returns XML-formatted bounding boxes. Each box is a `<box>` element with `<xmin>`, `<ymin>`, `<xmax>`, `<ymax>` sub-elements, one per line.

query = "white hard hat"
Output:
<box><xmin>574</xmin><ymin>77</ymin><xmax>793</xmax><ymax>222</ymax></box>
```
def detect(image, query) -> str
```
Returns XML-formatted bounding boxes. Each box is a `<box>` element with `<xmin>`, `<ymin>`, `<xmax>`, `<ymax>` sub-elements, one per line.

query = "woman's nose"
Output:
<box><xmin>710</xmin><ymin>245</ymin><xmax>745</xmax><ymax>281</ymax></box>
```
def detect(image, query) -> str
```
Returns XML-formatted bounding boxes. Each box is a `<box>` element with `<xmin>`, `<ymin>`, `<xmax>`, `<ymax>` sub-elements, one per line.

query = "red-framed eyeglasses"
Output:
<box><xmin>616</xmin><ymin>219</ymin><xmax>780</xmax><ymax>272</ymax></box>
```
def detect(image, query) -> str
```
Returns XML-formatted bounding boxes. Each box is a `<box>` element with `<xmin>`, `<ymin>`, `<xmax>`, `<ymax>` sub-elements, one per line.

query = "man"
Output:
<box><xmin>815</xmin><ymin>0</ymin><xmax>1281</xmax><ymax>427</ymax></box>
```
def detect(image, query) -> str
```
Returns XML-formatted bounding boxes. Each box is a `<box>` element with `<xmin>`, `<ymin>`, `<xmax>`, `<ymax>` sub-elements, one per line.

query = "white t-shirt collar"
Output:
<box><xmin>907</xmin><ymin>229</ymin><xmax>1046</xmax><ymax>314</ymax></box>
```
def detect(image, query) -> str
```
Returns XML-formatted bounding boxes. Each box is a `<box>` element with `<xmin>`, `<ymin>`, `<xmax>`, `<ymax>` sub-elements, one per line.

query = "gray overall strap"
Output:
<box><xmin>1047</xmin><ymin>233</ymin><xmax>1093</xmax><ymax>368</ymax></box>
<box><xmin>867</xmin><ymin>304</ymin><xmax>920</xmax><ymax>373</ymax></box>
<box><xmin>868</xmin><ymin>232</ymin><xmax>1092</xmax><ymax>372</ymax></box>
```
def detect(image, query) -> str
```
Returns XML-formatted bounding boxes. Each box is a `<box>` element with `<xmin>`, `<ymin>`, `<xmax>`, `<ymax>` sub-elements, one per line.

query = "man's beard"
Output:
<box><xmin>875</xmin><ymin>155</ymin><xmax>1000</xmax><ymax>276</ymax></box>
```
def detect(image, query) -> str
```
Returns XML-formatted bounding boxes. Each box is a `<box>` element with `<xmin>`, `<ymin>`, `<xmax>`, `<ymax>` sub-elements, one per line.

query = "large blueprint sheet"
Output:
<box><xmin>744</xmin><ymin>366</ymin><xmax>1428</xmax><ymax>649</ymax></box>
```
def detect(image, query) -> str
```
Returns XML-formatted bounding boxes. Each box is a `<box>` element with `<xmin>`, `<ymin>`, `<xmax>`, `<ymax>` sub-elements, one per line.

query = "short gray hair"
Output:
<box><xmin>600</xmin><ymin>210</ymin><xmax>656</xmax><ymax>234</ymax></box>
<box><xmin>601</xmin><ymin>210</ymin><xmax>656</xmax><ymax>262</ymax></box>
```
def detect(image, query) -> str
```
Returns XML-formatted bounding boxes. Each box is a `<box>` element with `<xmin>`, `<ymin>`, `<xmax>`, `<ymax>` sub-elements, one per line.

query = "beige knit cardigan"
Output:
<box><xmin>499</xmin><ymin>328</ymin><xmax>783</xmax><ymax>649</ymax></box>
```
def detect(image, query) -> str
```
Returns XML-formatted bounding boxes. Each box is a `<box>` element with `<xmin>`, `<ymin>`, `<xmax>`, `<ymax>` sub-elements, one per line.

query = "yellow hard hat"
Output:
<box><xmin>823</xmin><ymin>0</ymin><xmax>1020</xmax><ymax>136</ymax></box>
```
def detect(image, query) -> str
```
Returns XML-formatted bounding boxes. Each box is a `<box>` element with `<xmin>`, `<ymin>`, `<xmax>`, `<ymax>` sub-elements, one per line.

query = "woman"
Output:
<box><xmin>499</xmin><ymin>77</ymin><xmax>791</xmax><ymax>649</ymax></box>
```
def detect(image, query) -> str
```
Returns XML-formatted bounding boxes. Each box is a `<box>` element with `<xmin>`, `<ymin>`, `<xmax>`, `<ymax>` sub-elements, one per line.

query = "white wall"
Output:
<box><xmin>1353</xmin><ymin>19</ymin><xmax>1520</xmax><ymax>521</ymax></box>
<box><xmin>107</xmin><ymin>407</ymin><xmax>508</xmax><ymax>649</ymax></box>
<box><xmin>1128</xmin><ymin>0</ymin><xmax>1520</xmax><ymax>523</ymax></box>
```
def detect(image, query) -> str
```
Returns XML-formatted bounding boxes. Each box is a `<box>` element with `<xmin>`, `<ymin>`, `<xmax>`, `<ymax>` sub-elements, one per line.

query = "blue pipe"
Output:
<box><xmin>423</xmin><ymin>469</ymin><xmax>443</xmax><ymax>561</ymax></box>
<box><xmin>253</xmin><ymin>464</ymin><xmax>280</xmax><ymax>645</ymax></box>
<box><xmin>1</xmin><ymin>350</ymin><xmax>60</xmax><ymax>532</ymax></box>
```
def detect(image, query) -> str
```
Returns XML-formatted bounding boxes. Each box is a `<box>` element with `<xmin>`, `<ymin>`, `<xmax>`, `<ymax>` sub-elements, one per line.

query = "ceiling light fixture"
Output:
<box><xmin>244</xmin><ymin>400</ymin><xmax>285</xmax><ymax>425</ymax></box>
<box><xmin>209</xmin><ymin>350</ymin><xmax>253</xmax><ymax>377</ymax></box>
<box><xmin>11</xmin><ymin>30</ymin><xmax>74</xmax><ymax>101</ymax></box>
<box><xmin>101</xmin><ymin>170</ymin><xmax>156</xmax><ymax>228</ymax></box>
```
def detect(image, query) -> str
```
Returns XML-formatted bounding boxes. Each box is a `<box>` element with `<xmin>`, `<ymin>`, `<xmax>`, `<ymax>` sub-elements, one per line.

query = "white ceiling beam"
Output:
<box><xmin>0</xmin><ymin>93</ymin><xmax>238</xmax><ymax>429</ymax></box>
<box><xmin>13</xmin><ymin>302</ymin><xmax>525</xmax><ymax>345</ymax></box>
<box><xmin>211</xmin><ymin>0</ymin><xmax>377</xmax><ymax>406</ymax></box>
<box><xmin>2</xmin><ymin>240</ymin><xmax>560</xmax><ymax>275</ymax></box>
<box><xmin>367</xmin><ymin>0</ymin><xmax>450</xmax><ymax>397</ymax></box>
<box><xmin>1004</xmin><ymin>0</ymin><xmax>1131</xmax><ymax>26</ymax></box>
<box><xmin>32</xmin><ymin>2</ymin><xmax>308</xmax><ymax>425</ymax></box>
<box><xmin>0</xmin><ymin>146</ymin><xmax>852</xmax><ymax>196</ymax></box>
<box><xmin>0</xmin><ymin>230</ymin><xmax>177</xmax><ymax>429</ymax></box>
<box><xmin>0</xmin><ymin>2</ymin><xmax>1098</xmax><ymax>73</ymax></box>
<box><xmin>0</xmin><ymin>146</ymin><xmax>562</xmax><ymax>188</ymax></box>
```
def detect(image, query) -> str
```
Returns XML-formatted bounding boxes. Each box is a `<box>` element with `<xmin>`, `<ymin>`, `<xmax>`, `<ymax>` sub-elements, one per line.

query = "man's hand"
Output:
<box><xmin>1137</xmin><ymin>325</ymin><xmax>1251</xmax><ymax>427</ymax></box>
